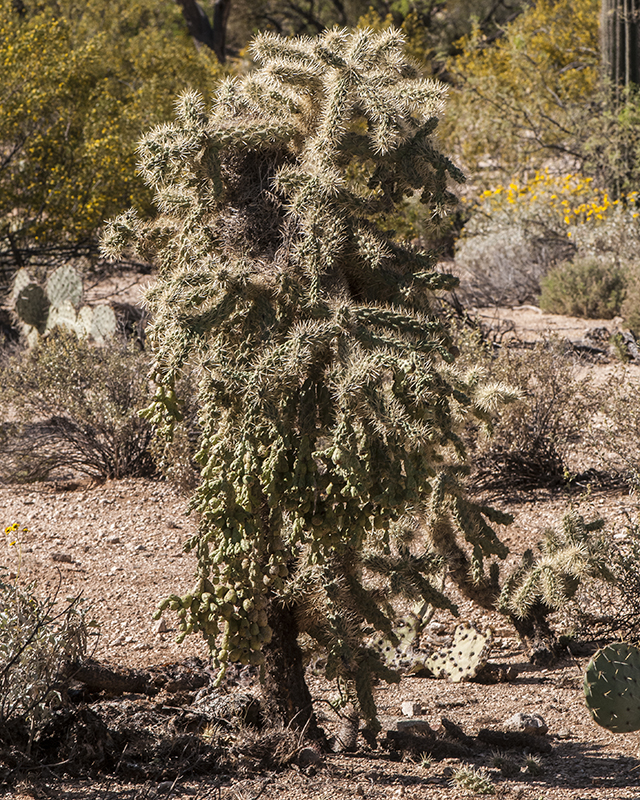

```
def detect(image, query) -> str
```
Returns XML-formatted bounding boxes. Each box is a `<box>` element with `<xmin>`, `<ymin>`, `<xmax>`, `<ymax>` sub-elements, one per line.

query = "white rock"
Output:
<box><xmin>401</xmin><ymin>700</ymin><xmax>422</xmax><ymax>717</ymax></box>
<box><xmin>503</xmin><ymin>712</ymin><xmax>548</xmax><ymax>736</ymax></box>
<box><xmin>154</xmin><ymin>618</ymin><xmax>169</xmax><ymax>634</ymax></box>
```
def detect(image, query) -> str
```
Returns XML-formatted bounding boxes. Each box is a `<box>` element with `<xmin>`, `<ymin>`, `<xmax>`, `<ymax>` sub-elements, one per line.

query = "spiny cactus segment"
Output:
<box><xmin>423</xmin><ymin>621</ymin><xmax>493</xmax><ymax>682</ymax></box>
<box><xmin>10</xmin><ymin>265</ymin><xmax>116</xmax><ymax>344</ymax></box>
<box><xmin>584</xmin><ymin>642</ymin><xmax>640</xmax><ymax>733</ymax></box>
<box><xmin>45</xmin><ymin>263</ymin><xmax>83</xmax><ymax>309</ymax></box>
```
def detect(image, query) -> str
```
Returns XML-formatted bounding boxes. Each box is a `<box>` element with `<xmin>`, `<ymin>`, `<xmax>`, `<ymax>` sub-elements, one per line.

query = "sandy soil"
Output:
<box><xmin>3</xmin><ymin>305</ymin><xmax>640</xmax><ymax>799</ymax></box>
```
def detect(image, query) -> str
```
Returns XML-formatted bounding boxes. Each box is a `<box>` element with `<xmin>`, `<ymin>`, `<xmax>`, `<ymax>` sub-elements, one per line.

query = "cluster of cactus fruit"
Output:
<box><xmin>10</xmin><ymin>264</ymin><xmax>116</xmax><ymax>344</ymax></box>
<box><xmin>154</xmin><ymin>568</ymin><xmax>278</xmax><ymax>673</ymax></box>
<box><xmin>584</xmin><ymin>642</ymin><xmax>640</xmax><ymax>733</ymax></box>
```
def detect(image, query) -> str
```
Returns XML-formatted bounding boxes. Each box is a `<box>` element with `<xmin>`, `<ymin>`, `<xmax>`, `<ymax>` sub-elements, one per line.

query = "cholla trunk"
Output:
<box><xmin>260</xmin><ymin>599</ymin><xmax>322</xmax><ymax>739</ymax></box>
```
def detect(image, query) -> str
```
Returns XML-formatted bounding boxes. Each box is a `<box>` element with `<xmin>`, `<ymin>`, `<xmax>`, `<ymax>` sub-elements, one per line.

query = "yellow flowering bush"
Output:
<box><xmin>443</xmin><ymin>0</ymin><xmax>600</xmax><ymax>183</ymax></box>
<box><xmin>454</xmin><ymin>170</ymin><xmax>640</xmax><ymax>307</ymax></box>
<box><xmin>0</xmin><ymin>0</ymin><xmax>221</xmax><ymax>285</ymax></box>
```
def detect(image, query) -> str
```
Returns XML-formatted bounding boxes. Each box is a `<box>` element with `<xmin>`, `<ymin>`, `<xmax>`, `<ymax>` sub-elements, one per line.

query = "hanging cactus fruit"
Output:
<box><xmin>46</xmin><ymin>264</ymin><xmax>83</xmax><ymax>309</ymax></box>
<box><xmin>14</xmin><ymin>282</ymin><xmax>50</xmax><ymax>333</ymax></box>
<box><xmin>423</xmin><ymin>622</ymin><xmax>493</xmax><ymax>683</ymax></box>
<box><xmin>584</xmin><ymin>642</ymin><xmax>640</xmax><ymax>733</ymax></box>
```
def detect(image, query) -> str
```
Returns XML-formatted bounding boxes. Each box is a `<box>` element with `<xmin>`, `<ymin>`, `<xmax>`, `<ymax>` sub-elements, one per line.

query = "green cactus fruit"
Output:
<box><xmin>90</xmin><ymin>304</ymin><xmax>117</xmax><ymax>341</ymax></box>
<box><xmin>45</xmin><ymin>300</ymin><xmax>77</xmax><ymax>334</ymax></box>
<box><xmin>584</xmin><ymin>642</ymin><xmax>640</xmax><ymax>733</ymax></box>
<box><xmin>46</xmin><ymin>264</ymin><xmax>82</xmax><ymax>309</ymax></box>
<box><xmin>423</xmin><ymin>622</ymin><xmax>493</xmax><ymax>683</ymax></box>
<box><xmin>15</xmin><ymin>282</ymin><xmax>50</xmax><ymax>333</ymax></box>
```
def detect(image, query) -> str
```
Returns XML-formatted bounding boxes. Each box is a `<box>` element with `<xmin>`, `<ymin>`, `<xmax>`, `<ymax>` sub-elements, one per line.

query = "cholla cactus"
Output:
<box><xmin>103</xmin><ymin>26</ymin><xmax>517</xmax><ymax>733</ymax></box>
<box><xmin>498</xmin><ymin>512</ymin><xmax>614</xmax><ymax>664</ymax></box>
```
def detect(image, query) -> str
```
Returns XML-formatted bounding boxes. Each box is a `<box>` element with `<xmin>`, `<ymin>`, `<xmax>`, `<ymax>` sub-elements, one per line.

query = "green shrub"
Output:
<box><xmin>0</xmin><ymin>0</ymin><xmax>221</xmax><ymax>283</ymax></box>
<box><xmin>0</xmin><ymin>330</ymin><xmax>156</xmax><ymax>481</ymax></box>
<box><xmin>539</xmin><ymin>257</ymin><xmax>627</xmax><ymax>318</ymax></box>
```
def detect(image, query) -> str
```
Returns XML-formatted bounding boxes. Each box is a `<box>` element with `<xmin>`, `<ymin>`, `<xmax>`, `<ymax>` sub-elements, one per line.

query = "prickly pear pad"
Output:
<box><xmin>424</xmin><ymin>621</ymin><xmax>493</xmax><ymax>683</ymax></box>
<box><xmin>584</xmin><ymin>642</ymin><xmax>640</xmax><ymax>733</ymax></box>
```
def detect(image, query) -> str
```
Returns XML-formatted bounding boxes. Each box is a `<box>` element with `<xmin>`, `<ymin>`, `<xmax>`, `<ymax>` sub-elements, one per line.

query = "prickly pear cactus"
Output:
<box><xmin>372</xmin><ymin>615</ymin><xmax>423</xmax><ymax>671</ymax></box>
<box><xmin>45</xmin><ymin>264</ymin><xmax>83</xmax><ymax>309</ymax></box>
<box><xmin>14</xmin><ymin>282</ymin><xmax>50</xmax><ymax>333</ymax></box>
<box><xmin>10</xmin><ymin>266</ymin><xmax>116</xmax><ymax>344</ymax></box>
<box><xmin>584</xmin><ymin>642</ymin><xmax>640</xmax><ymax>733</ymax></box>
<box><xmin>423</xmin><ymin>622</ymin><xmax>493</xmax><ymax>683</ymax></box>
<box><xmin>90</xmin><ymin>304</ymin><xmax>117</xmax><ymax>341</ymax></box>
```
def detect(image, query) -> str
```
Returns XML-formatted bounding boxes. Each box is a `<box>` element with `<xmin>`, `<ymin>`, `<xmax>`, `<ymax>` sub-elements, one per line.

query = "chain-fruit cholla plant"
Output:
<box><xmin>102</xmin><ymin>27</ymin><xmax>517</xmax><ymax>730</ymax></box>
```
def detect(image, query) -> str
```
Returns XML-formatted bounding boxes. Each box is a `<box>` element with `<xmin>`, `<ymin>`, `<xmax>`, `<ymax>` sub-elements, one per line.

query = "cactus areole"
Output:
<box><xmin>584</xmin><ymin>642</ymin><xmax>640</xmax><ymax>733</ymax></box>
<box><xmin>102</xmin><ymin>27</ymin><xmax>514</xmax><ymax>733</ymax></box>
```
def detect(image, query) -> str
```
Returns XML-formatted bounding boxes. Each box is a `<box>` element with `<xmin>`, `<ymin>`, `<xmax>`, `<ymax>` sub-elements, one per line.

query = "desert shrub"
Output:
<box><xmin>0</xmin><ymin>531</ymin><xmax>94</xmax><ymax>736</ymax></box>
<box><xmin>458</xmin><ymin>336</ymin><xmax>592</xmax><ymax>490</ymax></box>
<box><xmin>539</xmin><ymin>257</ymin><xmax>627</xmax><ymax>318</ymax></box>
<box><xmin>583</xmin><ymin>370</ymin><xmax>640</xmax><ymax>487</ymax></box>
<box><xmin>0</xmin><ymin>330</ymin><xmax>156</xmax><ymax>481</ymax></box>
<box><xmin>570</xmin><ymin>516</ymin><xmax>640</xmax><ymax>642</ymax></box>
<box><xmin>621</xmin><ymin>270</ymin><xmax>640</xmax><ymax>333</ymax></box>
<box><xmin>454</xmin><ymin>171</ymin><xmax>640</xmax><ymax>306</ymax></box>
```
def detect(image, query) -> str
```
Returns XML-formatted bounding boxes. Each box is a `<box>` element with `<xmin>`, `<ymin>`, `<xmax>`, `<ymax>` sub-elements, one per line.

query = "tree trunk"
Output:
<box><xmin>211</xmin><ymin>0</ymin><xmax>232</xmax><ymax>64</ymax></box>
<box><xmin>176</xmin><ymin>0</ymin><xmax>232</xmax><ymax>63</ymax></box>
<box><xmin>601</xmin><ymin>0</ymin><xmax>640</xmax><ymax>91</ymax></box>
<box><xmin>260</xmin><ymin>598</ymin><xmax>323</xmax><ymax>740</ymax></box>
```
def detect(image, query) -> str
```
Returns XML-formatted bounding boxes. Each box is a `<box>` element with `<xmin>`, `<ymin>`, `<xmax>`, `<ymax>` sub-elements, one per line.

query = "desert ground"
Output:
<box><xmin>3</xmin><ymin>304</ymin><xmax>640</xmax><ymax>800</ymax></box>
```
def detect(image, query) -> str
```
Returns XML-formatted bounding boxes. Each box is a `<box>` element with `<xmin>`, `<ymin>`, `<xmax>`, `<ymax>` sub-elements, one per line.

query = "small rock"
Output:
<box><xmin>555</xmin><ymin>728</ymin><xmax>573</xmax><ymax>740</ymax></box>
<box><xmin>396</xmin><ymin>718</ymin><xmax>433</xmax><ymax>734</ymax></box>
<box><xmin>503</xmin><ymin>712</ymin><xmax>548</xmax><ymax>736</ymax></box>
<box><xmin>392</xmin><ymin>787</ymin><xmax>405</xmax><ymax>797</ymax></box>
<box><xmin>401</xmin><ymin>700</ymin><xmax>422</xmax><ymax>717</ymax></box>
<box><xmin>51</xmin><ymin>552</ymin><xmax>73</xmax><ymax>563</ymax></box>
<box><xmin>154</xmin><ymin>618</ymin><xmax>170</xmax><ymax>634</ymax></box>
<box><xmin>112</xmin><ymin>634</ymin><xmax>126</xmax><ymax>646</ymax></box>
<box><xmin>106</xmin><ymin>535</ymin><xmax>121</xmax><ymax>544</ymax></box>
<box><xmin>354</xmin><ymin>784</ymin><xmax>365</xmax><ymax>797</ymax></box>
<box><xmin>426</xmin><ymin>621</ymin><xmax>445</xmax><ymax>635</ymax></box>
<box><xmin>133</xmin><ymin>642</ymin><xmax>151</xmax><ymax>651</ymax></box>
<box><xmin>297</xmin><ymin>745</ymin><xmax>322</xmax><ymax>768</ymax></box>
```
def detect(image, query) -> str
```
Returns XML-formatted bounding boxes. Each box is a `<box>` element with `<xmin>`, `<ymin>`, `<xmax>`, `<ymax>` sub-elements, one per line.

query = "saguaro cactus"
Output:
<box><xmin>601</xmin><ymin>0</ymin><xmax>640</xmax><ymax>90</ymax></box>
